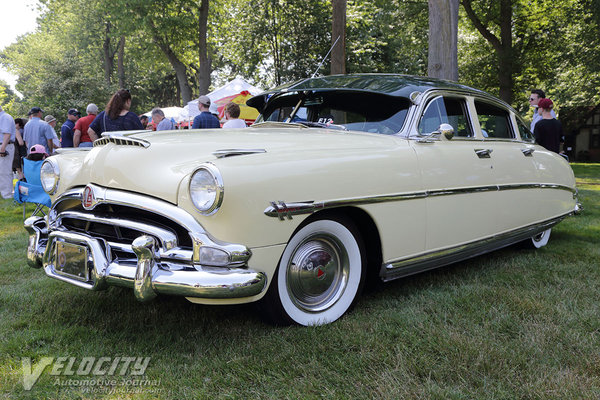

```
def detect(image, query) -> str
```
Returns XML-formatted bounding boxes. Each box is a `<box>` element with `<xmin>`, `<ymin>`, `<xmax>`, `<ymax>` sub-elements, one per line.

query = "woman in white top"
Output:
<box><xmin>222</xmin><ymin>102</ymin><xmax>247</xmax><ymax>128</ymax></box>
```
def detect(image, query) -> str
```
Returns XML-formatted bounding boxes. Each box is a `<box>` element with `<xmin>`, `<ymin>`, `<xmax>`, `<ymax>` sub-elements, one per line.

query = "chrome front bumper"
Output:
<box><xmin>24</xmin><ymin>188</ymin><xmax>268</xmax><ymax>301</ymax></box>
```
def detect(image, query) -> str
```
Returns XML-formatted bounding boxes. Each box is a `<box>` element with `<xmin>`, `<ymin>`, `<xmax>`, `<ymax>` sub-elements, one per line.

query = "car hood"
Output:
<box><xmin>79</xmin><ymin>125</ymin><xmax>397</xmax><ymax>204</ymax></box>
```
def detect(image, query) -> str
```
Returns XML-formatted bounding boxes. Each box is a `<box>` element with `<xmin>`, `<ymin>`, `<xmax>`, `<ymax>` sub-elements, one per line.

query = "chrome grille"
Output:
<box><xmin>55</xmin><ymin>203</ymin><xmax>193</xmax><ymax>262</ymax></box>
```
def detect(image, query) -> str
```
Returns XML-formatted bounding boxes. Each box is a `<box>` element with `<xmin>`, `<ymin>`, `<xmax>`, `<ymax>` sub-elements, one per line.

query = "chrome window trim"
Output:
<box><xmin>264</xmin><ymin>183</ymin><xmax>576</xmax><ymax>219</ymax></box>
<box><xmin>472</xmin><ymin>97</ymin><xmax>517</xmax><ymax>140</ymax></box>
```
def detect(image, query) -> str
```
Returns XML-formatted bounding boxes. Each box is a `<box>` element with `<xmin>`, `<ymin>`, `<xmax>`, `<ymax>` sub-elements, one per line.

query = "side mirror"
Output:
<box><xmin>437</xmin><ymin>123</ymin><xmax>454</xmax><ymax>140</ymax></box>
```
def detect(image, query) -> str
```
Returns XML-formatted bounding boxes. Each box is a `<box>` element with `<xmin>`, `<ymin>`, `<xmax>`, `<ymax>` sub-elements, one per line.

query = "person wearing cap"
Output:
<box><xmin>192</xmin><ymin>95</ymin><xmax>220</xmax><ymax>129</ymax></box>
<box><xmin>23</xmin><ymin>107</ymin><xmax>54</xmax><ymax>156</ymax></box>
<box><xmin>26</xmin><ymin>144</ymin><xmax>48</xmax><ymax>161</ymax></box>
<box><xmin>0</xmin><ymin>104</ymin><xmax>16</xmax><ymax>199</ymax></box>
<box><xmin>60</xmin><ymin>108</ymin><xmax>80</xmax><ymax>148</ymax></box>
<box><xmin>74</xmin><ymin>103</ymin><xmax>99</xmax><ymax>147</ymax></box>
<box><xmin>44</xmin><ymin>115</ymin><xmax>61</xmax><ymax>153</ymax></box>
<box><xmin>528</xmin><ymin>89</ymin><xmax>556</xmax><ymax>132</ymax></box>
<box><xmin>533</xmin><ymin>98</ymin><xmax>563</xmax><ymax>154</ymax></box>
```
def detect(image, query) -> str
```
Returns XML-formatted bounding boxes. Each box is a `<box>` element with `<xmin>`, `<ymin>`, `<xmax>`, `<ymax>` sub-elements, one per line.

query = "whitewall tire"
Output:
<box><xmin>529</xmin><ymin>228</ymin><xmax>551</xmax><ymax>249</ymax></box>
<box><xmin>263</xmin><ymin>217</ymin><xmax>365</xmax><ymax>326</ymax></box>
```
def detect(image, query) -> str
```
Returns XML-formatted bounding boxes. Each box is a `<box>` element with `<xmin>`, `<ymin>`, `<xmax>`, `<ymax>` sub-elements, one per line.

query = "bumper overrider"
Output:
<box><xmin>24</xmin><ymin>184</ymin><xmax>267</xmax><ymax>302</ymax></box>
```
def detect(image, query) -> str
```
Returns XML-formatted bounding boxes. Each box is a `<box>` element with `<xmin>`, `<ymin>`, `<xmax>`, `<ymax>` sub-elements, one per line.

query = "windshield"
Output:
<box><xmin>257</xmin><ymin>91</ymin><xmax>411</xmax><ymax>135</ymax></box>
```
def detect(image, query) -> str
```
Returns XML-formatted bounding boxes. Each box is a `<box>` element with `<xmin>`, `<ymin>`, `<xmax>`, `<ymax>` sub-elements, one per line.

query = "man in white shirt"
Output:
<box><xmin>529</xmin><ymin>89</ymin><xmax>556</xmax><ymax>132</ymax></box>
<box><xmin>222</xmin><ymin>102</ymin><xmax>247</xmax><ymax>129</ymax></box>
<box><xmin>0</xmin><ymin>105</ymin><xmax>16</xmax><ymax>199</ymax></box>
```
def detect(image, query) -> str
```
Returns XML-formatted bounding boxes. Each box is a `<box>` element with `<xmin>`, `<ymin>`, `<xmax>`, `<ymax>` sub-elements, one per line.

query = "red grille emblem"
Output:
<box><xmin>82</xmin><ymin>186</ymin><xmax>96</xmax><ymax>209</ymax></box>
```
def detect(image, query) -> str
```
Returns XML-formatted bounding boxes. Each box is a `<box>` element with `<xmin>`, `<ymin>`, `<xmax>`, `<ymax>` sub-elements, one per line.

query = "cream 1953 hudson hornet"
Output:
<box><xmin>26</xmin><ymin>74</ymin><xmax>580</xmax><ymax>326</ymax></box>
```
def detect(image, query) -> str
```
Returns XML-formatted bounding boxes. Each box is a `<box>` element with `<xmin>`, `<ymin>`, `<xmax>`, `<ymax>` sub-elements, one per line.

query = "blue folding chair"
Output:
<box><xmin>13</xmin><ymin>159</ymin><xmax>52</xmax><ymax>220</ymax></box>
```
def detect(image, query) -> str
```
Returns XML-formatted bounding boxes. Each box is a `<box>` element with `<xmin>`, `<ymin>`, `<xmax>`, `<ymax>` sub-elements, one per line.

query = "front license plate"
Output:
<box><xmin>55</xmin><ymin>242</ymin><xmax>89</xmax><ymax>282</ymax></box>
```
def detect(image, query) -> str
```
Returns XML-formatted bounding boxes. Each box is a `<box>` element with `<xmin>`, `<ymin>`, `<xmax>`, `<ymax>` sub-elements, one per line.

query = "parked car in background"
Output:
<box><xmin>25</xmin><ymin>74</ymin><xmax>580</xmax><ymax>326</ymax></box>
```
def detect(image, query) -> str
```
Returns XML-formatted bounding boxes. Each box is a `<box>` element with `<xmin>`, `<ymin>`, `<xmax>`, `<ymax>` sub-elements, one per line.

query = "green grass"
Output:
<box><xmin>1</xmin><ymin>165</ymin><xmax>599</xmax><ymax>399</ymax></box>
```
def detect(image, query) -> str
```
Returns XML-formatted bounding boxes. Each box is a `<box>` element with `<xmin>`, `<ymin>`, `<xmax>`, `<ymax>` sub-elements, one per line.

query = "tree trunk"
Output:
<box><xmin>462</xmin><ymin>0</ymin><xmax>514</xmax><ymax>103</ymax></box>
<box><xmin>103</xmin><ymin>22</ymin><xmax>114</xmax><ymax>85</ymax></box>
<box><xmin>151</xmin><ymin>33</ymin><xmax>193</xmax><ymax>105</ymax></box>
<box><xmin>427</xmin><ymin>0</ymin><xmax>459</xmax><ymax>81</ymax></box>
<box><xmin>497</xmin><ymin>0</ymin><xmax>513</xmax><ymax>103</ymax></box>
<box><xmin>117</xmin><ymin>36</ymin><xmax>125</xmax><ymax>89</ymax></box>
<box><xmin>331</xmin><ymin>0</ymin><xmax>346</xmax><ymax>75</ymax></box>
<box><xmin>197</xmin><ymin>0</ymin><xmax>211</xmax><ymax>96</ymax></box>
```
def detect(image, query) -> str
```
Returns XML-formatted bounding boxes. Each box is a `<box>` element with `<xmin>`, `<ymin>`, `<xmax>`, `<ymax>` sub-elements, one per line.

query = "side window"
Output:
<box><xmin>517</xmin><ymin>118</ymin><xmax>535</xmax><ymax>142</ymax></box>
<box><xmin>418</xmin><ymin>96</ymin><xmax>473</xmax><ymax>137</ymax></box>
<box><xmin>474</xmin><ymin>101</ymin><xmax>515</xmax><ymax>139</ymax></box>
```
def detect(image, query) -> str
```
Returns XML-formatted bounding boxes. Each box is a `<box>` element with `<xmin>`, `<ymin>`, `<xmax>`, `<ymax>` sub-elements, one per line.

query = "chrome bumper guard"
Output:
<box><xmin>25</xmin><ymin>206</ymin><xmax>267</xmax><ymax>301</ymax></box>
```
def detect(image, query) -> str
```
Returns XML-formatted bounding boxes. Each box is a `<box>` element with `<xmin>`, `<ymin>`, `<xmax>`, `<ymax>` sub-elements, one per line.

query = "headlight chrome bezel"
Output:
<box><xmin>189</xmin><ymin>163</ymin><xmax>224</xmax><ymax>215</ymax></box>
<box><xmin>40</xmin><ymin>158</ymin><xmax>60</xmax><ymax>194</ymax></box>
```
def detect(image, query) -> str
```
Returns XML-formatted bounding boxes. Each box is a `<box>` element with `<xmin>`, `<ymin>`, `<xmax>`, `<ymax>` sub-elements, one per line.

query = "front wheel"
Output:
<box><xmin>262</xmin><ymin>217</ymin><xmax>366</xmax><ymax>326</ymax></box>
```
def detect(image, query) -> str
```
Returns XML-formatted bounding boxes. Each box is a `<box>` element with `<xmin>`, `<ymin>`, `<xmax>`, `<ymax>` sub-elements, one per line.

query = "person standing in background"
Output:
<box><xmin>44</xmin><ymin>115</ymin><xmax>61</xmax><ymax>153</ymax></box>
<box><xmin>222</xmin><ymin>102</ymin><xmax>247</xmax><ymax>128</ymax></box>
<box><xmin>60</xmin><ymin>108</ymin><xmax>80</xmax><ymax>148</ymax></box>
<box><xmin>529</xmin><ymin>89</ymin><xmax>556</xmax><ymax>132</ymax></box>
<box><xmin>88</xmin><ymin>89</ymin><xmax>143</xmax><ymax>139</ymax></box>
<box><xmin>151</xmin><ymin>108</ymin><xmax>175</xmax><ymax>131</ymax></box>
<box><xmin>0</xmin><ymin>105</ymin><xmax>16</xmax><ymax>199</ymax></box>
<box><xmin>533</xmin><ymin>98</ymin><xmax>562</xmax><ymax>154</ymax></box>
<box><xmin>12</xmin><ymin>118</ymin><xmax>27</xmax><ymax>180</ymax></box>
<box><xmin>23</xmin><ymin>107</ymin><xmax>54</xmax><ymax>155</ymax></box>
<box><xmin>192</xmin><ymin>96</ymin><xmax>220</xmax><ymax>129</ymax></box>
<box><xmin>74</xmin><ymin>104</ymin><xmax>99</xmax><ymax>147</ymax></box>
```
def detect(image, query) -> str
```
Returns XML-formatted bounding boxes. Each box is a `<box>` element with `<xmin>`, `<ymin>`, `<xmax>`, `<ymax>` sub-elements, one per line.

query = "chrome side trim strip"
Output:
<box><xmin>213</xmin><ymin>149</ymin><xmax>267</xmax><ymax>158</ymax></box>
<box><xmin>264</xmin><ymin>183</ymin><xmax>576</xmax><ymax>218</ymax></box>
<box><xmin>380</xmin><ymin>214</ymin><xmax>569</xmax><ymax>282</ymax></box>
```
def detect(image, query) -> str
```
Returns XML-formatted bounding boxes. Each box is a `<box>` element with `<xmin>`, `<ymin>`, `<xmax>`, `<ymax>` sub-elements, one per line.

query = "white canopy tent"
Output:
<box><xmin>143</xmin><ymin>106</ymin><xmax>189</xmax><ymax>123</ymax></box>
<box><xmin>185</xmin><ymin>78</ymin><xmax>263</xmax><ymax>120</ymax></box>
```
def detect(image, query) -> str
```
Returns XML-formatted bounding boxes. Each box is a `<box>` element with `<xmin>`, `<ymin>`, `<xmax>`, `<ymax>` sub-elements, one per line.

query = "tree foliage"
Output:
<box><xmin>0</xmin><ymin>0</ymin><xmax>598</xmax><ymax>125</ymax></box>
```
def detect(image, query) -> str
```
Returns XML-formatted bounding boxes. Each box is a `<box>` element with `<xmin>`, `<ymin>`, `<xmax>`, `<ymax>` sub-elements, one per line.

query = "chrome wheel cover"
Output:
<box><xmin>286</xmin><ymin>234</ymin><xmax>349</xmax><ymax>313</ymax></box>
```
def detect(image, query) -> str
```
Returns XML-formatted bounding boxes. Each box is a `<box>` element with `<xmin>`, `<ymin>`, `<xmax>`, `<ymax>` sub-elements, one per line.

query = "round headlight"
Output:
<box><xmin>189</xmin><ymin>164</ymin><xmax>224</xmax><ymax>215</ymax></box>
<box><xmin>40</xmin><ymin>159</ymin><xmax>60</xmax><ymax>194</ymax></box>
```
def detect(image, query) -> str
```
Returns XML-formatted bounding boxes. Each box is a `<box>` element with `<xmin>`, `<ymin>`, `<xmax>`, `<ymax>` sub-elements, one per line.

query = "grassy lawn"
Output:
<box><xmin>1</xmin><ymin>164</ymin><xmax>599</xmax><ymax>399</ymax></box>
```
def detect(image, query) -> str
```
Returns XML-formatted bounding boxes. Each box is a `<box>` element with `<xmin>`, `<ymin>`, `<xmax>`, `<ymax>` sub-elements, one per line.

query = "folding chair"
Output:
<box><xmin>13</xmin><ymin>158</ymin><xmax>52</xmax><ymax>220</ymax></box>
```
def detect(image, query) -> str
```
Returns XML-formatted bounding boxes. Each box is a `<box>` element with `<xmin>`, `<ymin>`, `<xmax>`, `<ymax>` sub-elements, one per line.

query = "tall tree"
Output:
<box><xmin>427</xmin><ymin>0</ymin><xmax>459</xmax><ymax>81</ymax></box>
<box><xmin>461</xmin><ymin>0</ymin><xmax>514</xmax><ymax>102</ymax></box>
<box><xmin>331</xmin><ymin>0</ymin><xmax>346</xmax><ymax>75</ymax></box>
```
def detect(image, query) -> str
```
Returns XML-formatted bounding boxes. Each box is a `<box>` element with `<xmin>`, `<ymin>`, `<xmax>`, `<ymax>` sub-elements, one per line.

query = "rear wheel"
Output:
<box><xmin>521</xmin><ymin>228</ymin><xmax>552</xmax><ymax>249</ymax></box>
<box><xmin>262</xmin><ymin>216</ymin><xmax>366</xmax><ymax>326</ymax></box>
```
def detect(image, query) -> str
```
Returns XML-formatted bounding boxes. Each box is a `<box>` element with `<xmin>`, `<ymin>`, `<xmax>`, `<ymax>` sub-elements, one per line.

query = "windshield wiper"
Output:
<box><xmin>297</xmin><ymin>121</ymin><xmax>348</xmax><ymax>130</ymax></box>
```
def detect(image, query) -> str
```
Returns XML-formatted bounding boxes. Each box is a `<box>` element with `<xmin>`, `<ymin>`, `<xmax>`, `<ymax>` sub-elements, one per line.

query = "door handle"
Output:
<box><xmin>474</xmin><ymin>148</ymin><xmax>493</xmax><ymax>158</ymax></box>
<box><xmin>521</xmin><ymin>148</ymin><xmax>535</xmax><ymax>156</ymax></box>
